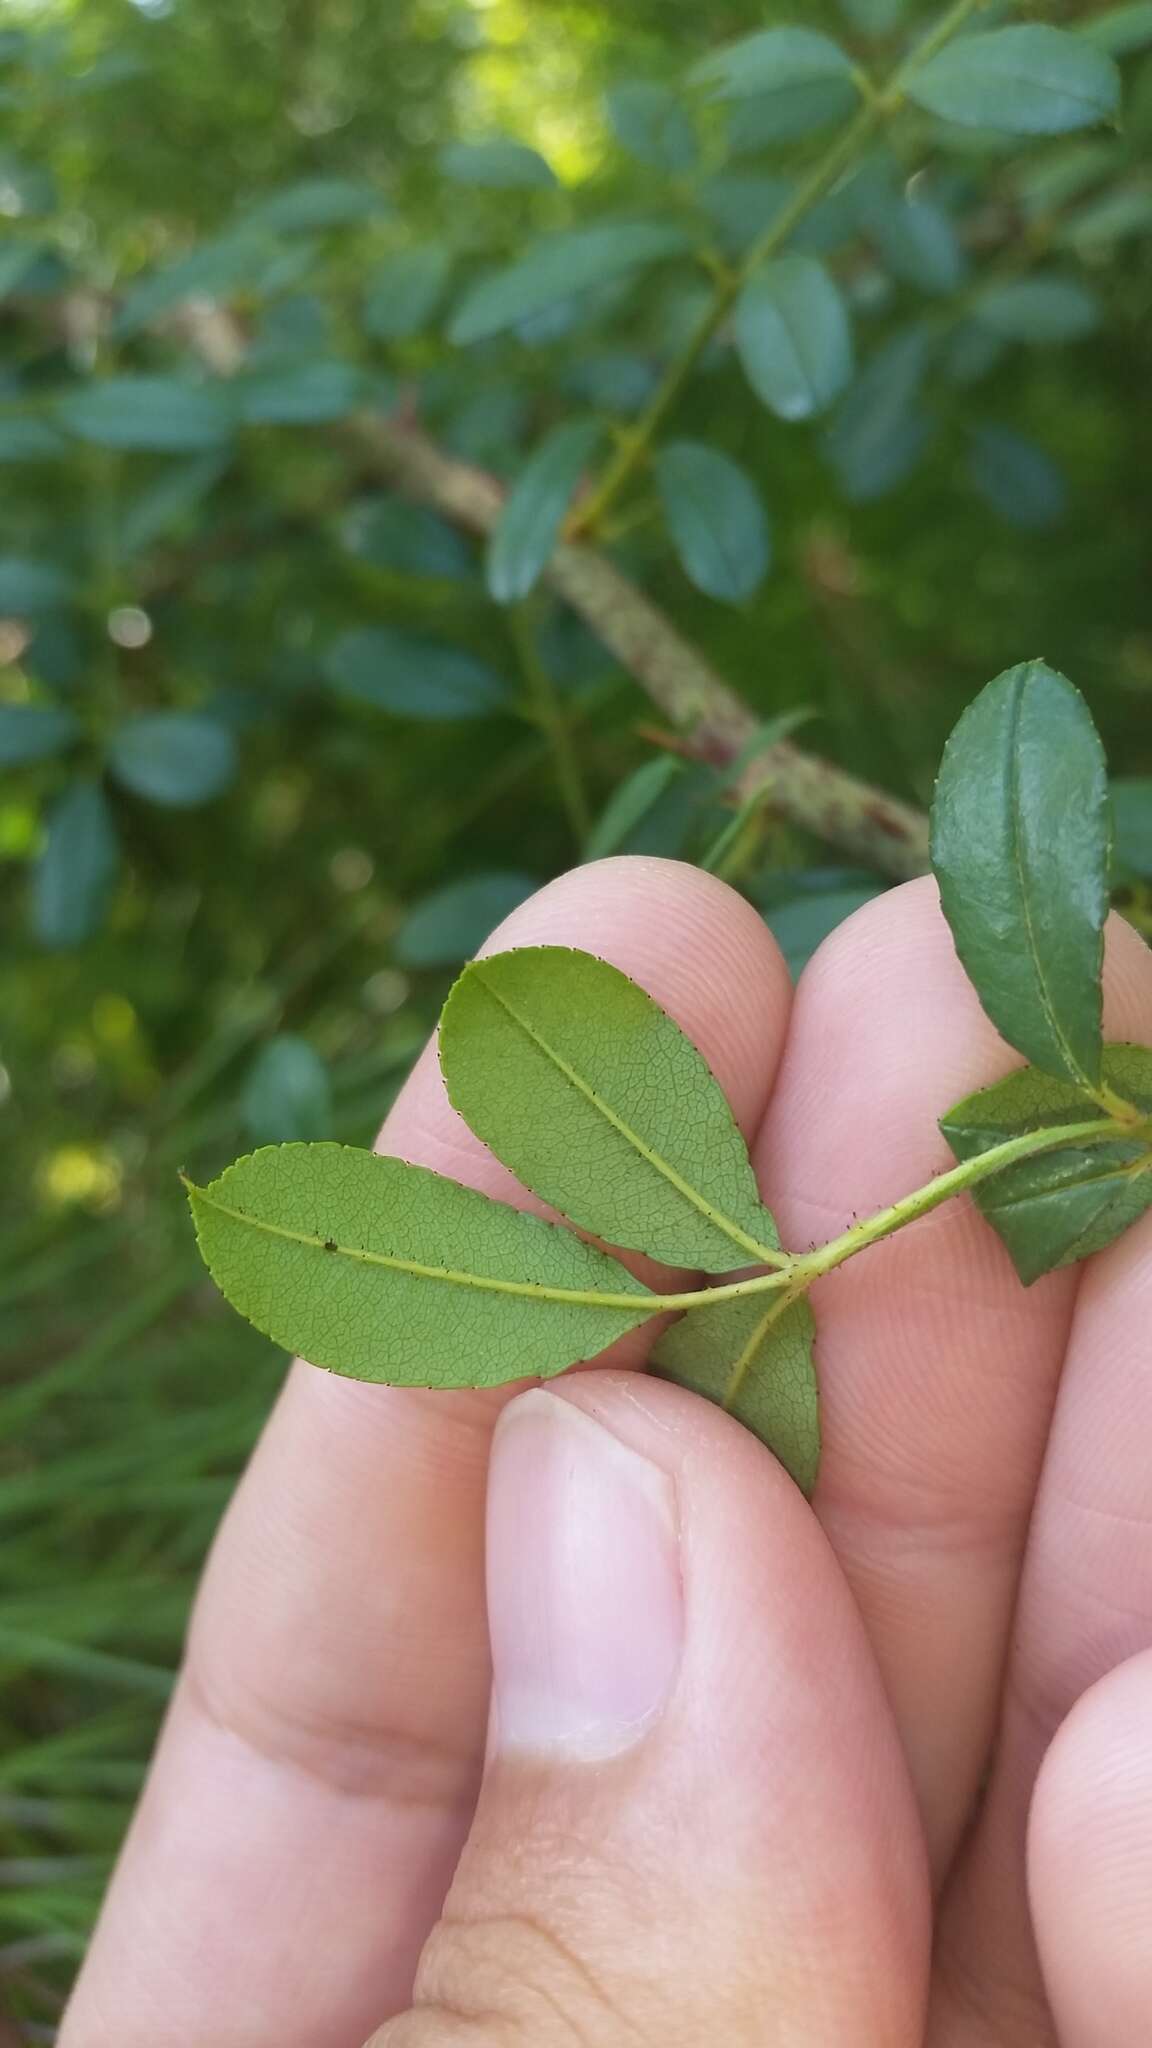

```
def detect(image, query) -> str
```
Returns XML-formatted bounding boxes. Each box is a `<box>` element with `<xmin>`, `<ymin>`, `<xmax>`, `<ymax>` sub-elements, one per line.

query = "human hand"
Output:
<box><xmin>61</xmin><ymin>859</ymin><xmax>1152</xmax><ymax>2046</ymax></box>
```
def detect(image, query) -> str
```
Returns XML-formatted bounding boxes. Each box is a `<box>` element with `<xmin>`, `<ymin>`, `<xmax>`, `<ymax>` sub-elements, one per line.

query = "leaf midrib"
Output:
<box><xmin>1005</xmin><ymin>668</ymin><xmax>1093</xmax><ymax>1087</ymax></box>
<box><xmin>189</xmin><ymin>1184</ymin><xmax>659</xmax><ymax>1315</ymax></box>
<box><xmin>472</xmin><ymin>973</ymin><xmax>779</xmax><ymax>1264</ymax></box>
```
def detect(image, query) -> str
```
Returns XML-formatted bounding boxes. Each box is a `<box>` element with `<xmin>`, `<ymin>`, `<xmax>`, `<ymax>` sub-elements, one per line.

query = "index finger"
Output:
<box><xmin>61</xmin><ymin>856</ymin><xmax>793</xmax><ymax>2048</ymax></box>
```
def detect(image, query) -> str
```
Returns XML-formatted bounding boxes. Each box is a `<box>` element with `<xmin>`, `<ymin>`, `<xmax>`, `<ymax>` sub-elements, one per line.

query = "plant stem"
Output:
<box><xmin>509</xmin><ymin>603</ymin><xmax>590</xmax><ymax>846</ymax></box>
<box><xmin>573</xmin><ymin>0</ymin><xmax>994</xmax><ymax>538</ymax></box>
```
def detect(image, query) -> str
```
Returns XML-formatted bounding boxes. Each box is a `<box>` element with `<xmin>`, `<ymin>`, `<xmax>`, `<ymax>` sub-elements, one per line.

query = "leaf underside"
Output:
<box><xmin>187</xmin><ymin>1144</ymin><xmax>659</xmax><ymax>1387</ymax></box>
<box><xmin>653</xmin><ymin>1290</ymin><xmax>819</xmax><ymax>1494</ymax></box>
<box><xmin>941</xmin><ymin>1045</ymin><xmax>1152</xmax><ymax>1283</ymax></box>
<box><xmin>439</xmin><ymin>946</ymin><xmax>780</xmax><ymax>1272</ymax></box>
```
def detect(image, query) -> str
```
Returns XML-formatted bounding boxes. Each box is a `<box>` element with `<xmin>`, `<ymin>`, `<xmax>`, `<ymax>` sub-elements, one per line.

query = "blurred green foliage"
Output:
<box><xmin>2</xmin><ymin>0</ymin><xmax>1152</xmax><ymax>2025</ymax></box>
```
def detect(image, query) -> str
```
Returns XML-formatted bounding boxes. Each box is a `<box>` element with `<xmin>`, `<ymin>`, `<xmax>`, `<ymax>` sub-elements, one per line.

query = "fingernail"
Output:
<box><xmin>486</xmin><ymin>1390</ymin><xmax>683</xmax><ymax>1761</ymax></box>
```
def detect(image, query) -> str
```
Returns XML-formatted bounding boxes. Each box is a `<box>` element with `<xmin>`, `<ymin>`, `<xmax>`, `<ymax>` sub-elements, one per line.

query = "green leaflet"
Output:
<box><xmin>439</xmin><ymin>139</ymin><xmax>556</xmax><ymax>190</ymax></box>
<box><xmin>940</xmin><ymin>1047</ymin><xmax>1152</xmax><ymax>1283</ymax></box>
<box><xmin>734</xmin><ymin>258</ymin><xmax>853</xmax><ymax>424</ymax></box>
<box><xmin>242</xmin><ymin>1037</ymin><xmax>333</xmax><ymax>1145</ymax></box>
<box><xmin>186</xmin><ymin>1145</ymin><xmax>659</xmax><ymax>1387</ymax></box>
<box><xmin>606</xmin><ymin>82</ymin><xmax>697</xmax><ymax>173</ymax></box>
<box><xmin>973</xmin><ymin>276</ymin><xmax>1101</xmax><ymax>344</ymax></box>
<box><xmin>363</xmin><ymin>246</ymin><xmax>453</xmax><ymax>341</ymax></box>
<box><xmin>107</xmin><ymin>713</ymin><xmax>237</xmax><ymax>808</ymax></box>
<box><xmin>449</xmin><ymin>223</ymin><xmax>689</xmax><ymax>346</ymax></box>
<box><xmin>930</xmin><ymin>660</ymin><xmax>1110</xmax><ymax>1092</ymax></box>
<box><xmin>653</xmin><ymin>1291</ymin><xmax>819</xmax><ymax>1494</ymax></box>
<box><xmin>487</xmin><ymin>420</ymin><xmax>602</xmax><ymax>604</ymax></box>
<box><xmin>654</xmin><ymin>440</ymin><xmax>771</xmax><ymax>604</ymax></box>
<box><xmin>439</xmin><ymin>946</ymin><xmax>780</xmax><ymax>1272</ymax></box>
<box><xmin>33</xmin><ymin>780</ymin><xmax>119</xmax><ymax>949</ymax></box>
<box><xmin>692</xmin><ymin>26</ymin><xmax>855</xmax><ymax>105</ymax></box>
<box><xmin>0</xmin><ymin>703</ymin><xmax>80</xmax><ymax>766</ymax></box>
<box><xmin>906</xmin><ymin>26</ymin><xmax>1121</xmax><ymax>137</ymax></box>
<box><xmin>56</xmin><ymin>377</ymin><xmax>234</xmax><ymax>453</ymax></box>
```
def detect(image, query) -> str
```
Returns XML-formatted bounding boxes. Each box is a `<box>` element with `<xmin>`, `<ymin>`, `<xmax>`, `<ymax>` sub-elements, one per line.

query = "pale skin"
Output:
<box><xmin>62</xmin><ymin>858</ymin><xmax>1152</xmax><ymax>2046</ymax></box>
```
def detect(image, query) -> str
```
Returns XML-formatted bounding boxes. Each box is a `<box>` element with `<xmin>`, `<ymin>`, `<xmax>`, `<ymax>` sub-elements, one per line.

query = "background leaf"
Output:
<box><xmin>242</xmin><ymin>1037</ymin><xmax>334</xmax><ymax>1144</ymax></box>
<box><xmin>973</xmin><ymin>275</ymin><xmax>1101</xmax><ymax>343</ymax></box>
<box><xmin>734</xmin><ymin>257</ymin><xmax>853</xmax><ymax>422</ymax></box>
<box><xmin>324</xmin><ymin>628</ymin><xmax>509</xmax><ymax>720</ymax></box>
<box><xmin>0</xmin><ymin>703</ymin><xmax>80</xmax><ymax>765</ymax></box>
<box><xmin>487</xmin><ymin>420</ymin><xmax>601</xmax><ymax>604</ymax></box>
<box><xmin>393</xmin><ymin>872</ymin><xmax>540</xmax><ymax>968</ymax></box>
<box><xmin>1111</xmin><ymin>778</ymin><xmax>1152</xmax><ymax>879</ymax></box>
<box><xmin>606</xmin><ymin>82</ymin><xmax>697</xmax><ymax>171</ymax></box>
<box><xmin>966</xmin><ymin>423</ymin><xmax>1067</xmax><ymax>530</ymax></box>
<box><xmin>439</xmin><ymin>138</ymin><xmax>556</xmax><ymax>189</ymax></box>
<box><xmin>940</xmin><ymin>1047</ymin><xmax>1152</xmax><ymax>1282</ymax></box>
<box><xmin>449</xmin><ymin>222</ymin><xmax>688</xmax><ymax>344</ymax></box>
<box><xmin>692</xmin><ymin>25</ymin><xmax>856</xmax><ymax>105</ymax></box>
<box><xmin>440</xmin><ymin>945</ymin><xmax>778</xmax><ymax>1271</ymax></box>
<box><xmin>655</xmin><ymin>440</ymin><xmax>771</xmax><ymax>604</ymax></box>
<box><xmin>106</xmin><ymin>713</ymin><xmax>237</xmax><ymax>808</ymax></box>
<box><xmin>187</xmin><ymin>1144</ymin><xmax>657</xmax><ymax>1385</ymax></box>
<box><xmin>56</xmin><ymin>377</ymin><xmax>234</xmax><ymax>452</ymax></box>
<box><xmin>33</xmin><ymin>780</ymin><xmax>119</xmax><ymax>948</ymax></box>
<box><xmin>363</xmin><ymin>245</ymin><xmax>453</xmax><ymax>340</ymax></box>
<box><xmin>0</xmin><ymin>555</ymin><xmax>73</xmax><ymax>612</ymax></box>
<box><xmin>907</xmin><ymin>25</ymin><xmax>1121</xmax><ymax>135</ymax></box>
<box><xmin>930</xmin><ymin>660</ymin><xmax>1110</xmax><ymax>1090</ymax></box>
<box><xmin>653</xmin><ymin>1291</ymin><xmax>819</xmax><ymax>1493</ymax></box>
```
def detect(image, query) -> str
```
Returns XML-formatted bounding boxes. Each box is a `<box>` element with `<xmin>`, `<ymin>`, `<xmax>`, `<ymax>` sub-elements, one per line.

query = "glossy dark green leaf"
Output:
<box><xmin>654</xmin><ymin>440</ymin><xmax>771</xmax><ymax>604</ymax></box>
<box><xmin>487</xmin><ymin>420</ymin><xmax>601</xmax><ymax>604</ymax></box>
<box><xmin>243</xmin><ymin>1037</ymin><xmax>333</xmax><ymax>1145</ymax></box>
<box><xmin>1111</xmin><ymin>779</ymin><xmax>1152</xmax><ymax>879</ymax></box>
<box><xmin>973</xmin><ymin>276</ymin><xmax>1101</xmax><ymax>343</ymax></box>
<box><xmin>393</xmin><ymin>872</ymin><xmax>540</xmax><ymax>968</ymax></box>
<box><xmin>0</xmin><ymin>555</ymin><xmax>73</xmax><ymax>612</ymax></box>
<box><xmin>33</xmin><ymin>780</ymin><xmax>118</xmax><ymax>948</ymax></box>
<box><xmin>606</xmin><ymin>82</ymin><xmax>697</xmax><ymax>172</ymax></box>
<box><xmin>930</xmin><ymin>660</ymin><xmax>1109</xmax><ymax>1089</ymax></box>
<box><xmin>653</xmin><ymin>1291</ymin><xmax>819</xmax><ymax>1493</ymax></box>
<box><xmin>362</xmin><ymin>245</ymin><xmax>453</xmax><ymax>340</ymax></box>
<box><xmin>236</xmin><ymin>360</ymin><xmax>366</xmax><ymax>425</ymax></box>
<box><xmin>967</xmin><ymin>424</ymin><xmax>1066</xmax><ymax>531</ymax></box>
<box><xmin>0</xmin><ymin>703</ymin><xmax>80</xmax><ymax>765</ymax></box>
<box><xmin>439</xmin><ymin>139</ymin><xmax>556</xmax><ymax>190</ymax></box>
<box><xmin>734</xmin><ymin>257</ymin><xmax>853</xmax><ymax>423</ymax></box>
<box><xmin>583</xmin><ymin>757</ymin><xmax>684</xmax><ymax>861</ymax></box>
<box><xmin>107</xmin><ymin>713</ymin><xmax>237</xmax><ymax>808</ymax></box>
<box><xmin>940</xmin><ymin>1048</ymin><xmax>1152</xmax><ymax>1283</ymax></box>
<box><xmin>325</xmin><ymin>628</ymin><xmax>509</xmax><ymax>721</ymax></box>
<box><xmin>187</xmin><ymin>1145</ymin><xmax>659</xmax><ymax>1386</ymax></box>
<box><xmin>449</xmin><ymin>222</ymin><xmax>689</xmax><ymax>345</ymax></box>
<box><xmin>440</xmin><ymin>945</ymin><xmax>780</xmax><ymax>1272</ymax></box>
<box><xmin>724</xmin><ymin>76</ymin><xmax>858</xmax><ymax>150</ymax></box>
<box><xmin>57</xmin><ymin>377</ymin><xmax>234</xmax><ymax>453</ymax></box>
<box><xmin>907</xmin><ymin>26</ymin><xmax>1121</xmax><ymax>136</ymax></box>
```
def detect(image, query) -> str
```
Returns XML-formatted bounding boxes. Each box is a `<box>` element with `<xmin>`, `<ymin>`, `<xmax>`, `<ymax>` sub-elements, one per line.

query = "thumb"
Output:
<box><xmin>373</xmin><ymin>1374</ymin><xmax>928</xmax><ymax>2048</ymax></box>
